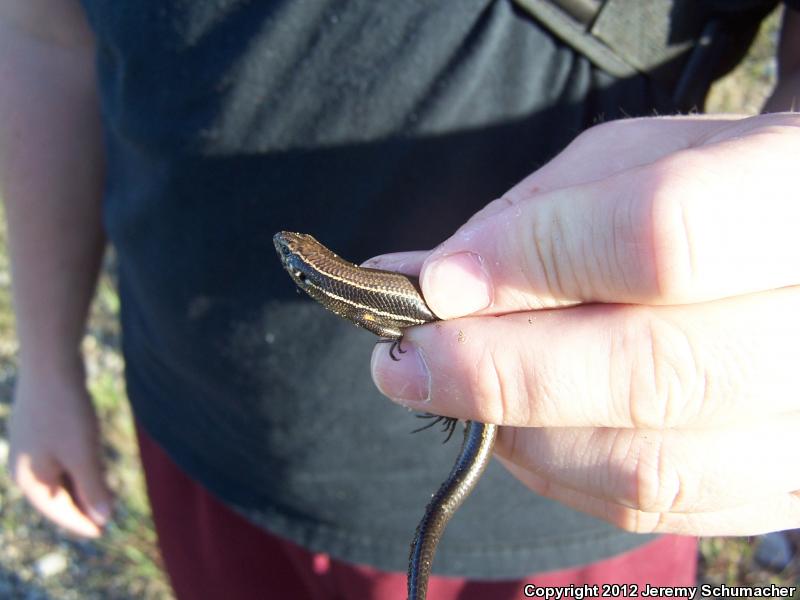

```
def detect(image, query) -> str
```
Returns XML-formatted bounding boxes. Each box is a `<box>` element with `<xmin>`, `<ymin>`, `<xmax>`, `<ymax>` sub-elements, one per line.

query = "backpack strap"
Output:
<box><xmin>512</xmin><ymin>0</ymin><xmax>777</xmax><ymax>110</ymax></box>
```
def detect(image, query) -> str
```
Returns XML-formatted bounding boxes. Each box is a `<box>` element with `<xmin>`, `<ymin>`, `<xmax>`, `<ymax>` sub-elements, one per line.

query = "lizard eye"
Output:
<box><xmin>295</xmin><ymin>270</ymin><xmax>307</xmax><ymax>284</ymax></box>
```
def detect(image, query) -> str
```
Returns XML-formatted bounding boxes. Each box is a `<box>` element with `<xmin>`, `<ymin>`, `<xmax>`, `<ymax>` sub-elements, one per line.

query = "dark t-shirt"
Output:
<box><xmin>78</xmin><ymin>0</ymin><xmax>773</xmax><ymax>578</ymax></box>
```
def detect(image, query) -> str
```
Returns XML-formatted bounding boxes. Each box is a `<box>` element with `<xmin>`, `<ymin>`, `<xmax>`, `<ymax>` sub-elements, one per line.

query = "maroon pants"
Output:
<box><xmin>136</xmin><ymin>426</ymin><xmax>697</xmax><ymax>600</ymax></box>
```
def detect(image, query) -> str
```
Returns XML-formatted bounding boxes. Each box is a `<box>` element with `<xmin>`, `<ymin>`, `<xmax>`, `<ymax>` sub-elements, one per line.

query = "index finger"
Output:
<box><xmin>419</xmin><ymin>113</ymin><xmax>800</xmax><ymax>319</ymax></box>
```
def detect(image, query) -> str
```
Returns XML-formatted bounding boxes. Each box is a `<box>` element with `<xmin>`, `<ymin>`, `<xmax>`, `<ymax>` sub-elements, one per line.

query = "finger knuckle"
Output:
<box><xmin>570</xmin><ymin>119</ymin><xmax>634</xmax><ymax>153</ymax></box>
<box><xmin>614</xmin><ymin>508</ymin><xmax>662</xmax><ymax>534</ymax></box>
<box><xmin>627</xmin><ymin>312</ymin><xmax>705</xmax><ymax>428</ymax></box>
<box><xmin>643</xmin><ymin>153</ymin><xmax>705</xmax><ymax>301</ymax></box>
<box><xmin>628</xmin><ymin>435</ymin><xmax>685</xmax><ymax>513</ymax></box>
<box><xmin>745</xmin><ymin>113</ymin><xmax>800</xmax><ymax>141</ymax></box>
<box><xmin>524</xmin><ymin>206</ymin><xmax>573</xmax><ymax>300</ymax></box>
<box><xmin>7</xmin><ymin>459</ymin><xmax>19</xmax><ymax>485</ymax></box>
<box><xmin>7</xmin><ymin>449</ymin><xmax>24</xmax><ymax>485</ymax></box>
<box><xmin>472</xmin><ymin>344</ymin><xmax>527</xmax><ymax>425</ymax></box>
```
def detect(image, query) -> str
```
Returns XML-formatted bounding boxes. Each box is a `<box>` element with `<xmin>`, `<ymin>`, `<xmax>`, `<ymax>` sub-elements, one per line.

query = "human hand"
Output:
<box><xmin>8</xmin><ymin>358</ymin><xmax>113</xmax><ymax>537</ymax></box>
<box><xmin>369</xmin><ymin>113</ymin><xmax>800</xmax><ymax>536</ymax></box>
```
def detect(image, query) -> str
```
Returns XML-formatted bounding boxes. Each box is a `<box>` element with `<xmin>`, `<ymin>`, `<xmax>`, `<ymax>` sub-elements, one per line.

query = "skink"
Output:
<box><xmin>273</xmin><ymin>231</ymin><xmax>497</xmax><ymax>600</ymax></box>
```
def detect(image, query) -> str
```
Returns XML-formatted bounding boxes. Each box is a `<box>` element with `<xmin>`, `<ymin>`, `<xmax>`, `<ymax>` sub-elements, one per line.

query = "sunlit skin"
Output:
<box><xmin>371</xmin><ymin>112</ymin><xmax>800</xmax><ymax>536</ymax></box>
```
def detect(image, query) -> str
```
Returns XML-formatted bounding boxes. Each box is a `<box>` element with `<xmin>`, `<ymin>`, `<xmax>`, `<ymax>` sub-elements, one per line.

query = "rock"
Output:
<box><xmin>34</xmin><ymin>551</ymin><xmax>68</xmax><ymax>578</ymax></box>
<box><xmin>754</xmin><ymin>531</ymin><xmax>793</xmax><ymax>571</ymax></box>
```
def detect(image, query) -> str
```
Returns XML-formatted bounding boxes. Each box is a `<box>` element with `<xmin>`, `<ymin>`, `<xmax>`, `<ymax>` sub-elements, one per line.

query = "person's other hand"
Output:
<box><xmin>370</xmin><ymin>113</ymin><xmax>800</xmax><ymax>536</ymax></box>
<box><xmin>8</xmin><ymin>357</ymin><xmax>113</xmax><ymax>537</ymax></box>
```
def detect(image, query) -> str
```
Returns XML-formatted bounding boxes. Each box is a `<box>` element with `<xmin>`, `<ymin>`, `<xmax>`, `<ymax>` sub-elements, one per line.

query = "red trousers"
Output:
<box><xmin>136</xmin><ymin>426</ymin><xmax>697</xmax><ymax>600</ymax></box>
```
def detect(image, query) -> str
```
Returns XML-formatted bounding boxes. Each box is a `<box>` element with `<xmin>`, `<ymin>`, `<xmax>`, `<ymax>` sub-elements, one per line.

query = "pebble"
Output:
<box><xmin>754</xmin><ymin>531</ymin><xmax>794</xmax><ymax>572</ymax></box>
<box><xmin>34</xmin><ymin>551</ymin><xmax>68</xmax><ymax>578</ymax></box>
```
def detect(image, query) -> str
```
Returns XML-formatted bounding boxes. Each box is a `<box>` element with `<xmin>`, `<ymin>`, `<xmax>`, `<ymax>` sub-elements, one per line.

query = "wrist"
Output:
<box><xmin>17</xmin><ymin>343</ymin><xmax>86</xmax><ymax>383</ymax></box>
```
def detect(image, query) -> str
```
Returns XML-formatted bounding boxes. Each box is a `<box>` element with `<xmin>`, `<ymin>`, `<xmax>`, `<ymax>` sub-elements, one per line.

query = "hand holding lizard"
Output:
<box><xmin>371</xmin><ymin>113</ymin><xmax>800</xmax><ymax>536</ymax></box>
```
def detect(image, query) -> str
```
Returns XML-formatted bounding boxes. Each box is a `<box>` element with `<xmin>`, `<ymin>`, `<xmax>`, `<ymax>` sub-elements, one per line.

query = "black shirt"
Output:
<box><xmin>78</xmin><ymin>0</ymin><xmax>775</xmax><ymax>577</ymax></box>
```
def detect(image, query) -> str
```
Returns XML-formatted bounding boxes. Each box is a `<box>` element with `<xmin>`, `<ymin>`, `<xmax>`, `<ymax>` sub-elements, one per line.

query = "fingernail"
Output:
<box><xmin>371</xmin><ymin>344</ymin><xmax>431</xmax><ymax>404</ymax></box>
<box><xmin>423</xmin><ymin>252</ymin><xmax>492</xmax><ymax>318</ymax></box>
<box><xmin>88</xmin><ymin>501</ymin><xmax>112</xmax><ymax>526</ymax></box>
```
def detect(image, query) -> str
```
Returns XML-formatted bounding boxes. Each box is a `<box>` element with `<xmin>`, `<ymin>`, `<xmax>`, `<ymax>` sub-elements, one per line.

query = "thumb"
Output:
<box><xmin>62</xmin><ymin>444</ymin><xmax>114</xmax><ymax>527</ymax></box>
<box><xmin>418</xmin><ymin>113</ymin><xmax>800</xmax><ymax>319</ymax></box>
